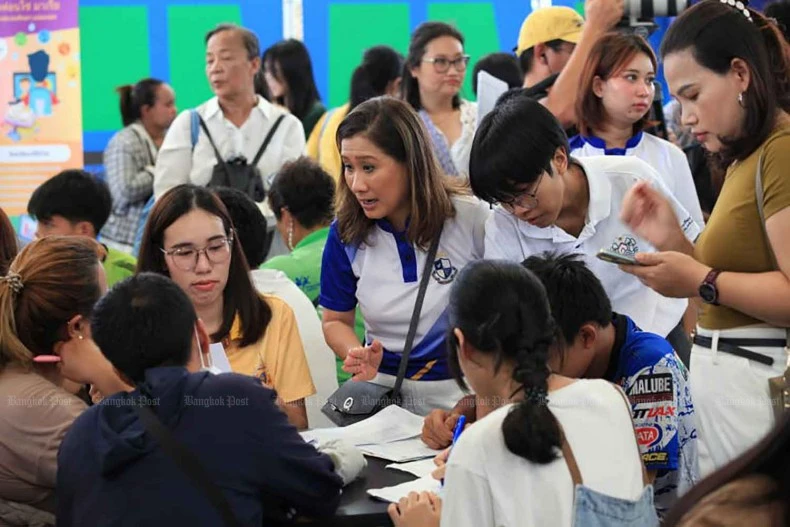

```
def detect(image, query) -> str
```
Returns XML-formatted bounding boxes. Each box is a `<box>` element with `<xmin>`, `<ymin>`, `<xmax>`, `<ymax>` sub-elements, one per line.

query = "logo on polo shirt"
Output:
<box><xmin>432</xmin><ymin>255</ymin><xmax>457</xmax><ymax>284</ymax></box>
<box><xmin>609</xmin><ymin>234</ymin><xmax>639</xmax><ymax>257</ymax></box>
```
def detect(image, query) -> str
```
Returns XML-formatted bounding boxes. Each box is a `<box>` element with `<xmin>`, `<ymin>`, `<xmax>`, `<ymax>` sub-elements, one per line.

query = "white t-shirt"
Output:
<box><xmin>484</xmin><ymin>155</ymin><xmax>701</xmax><ymax>337</ymax></box>
<box><xmin>251</xmin><ymin>269</ymin><xmax>338</xmax><ymax>429</ymax></box>
<box><xmin>153</xmin><ymin>96</ymin><xmax>305</xmax><ymax>200</ymax></box>
<box><xmin>441</xmin><ymin>379</ymin><xmax>645</xmax><ymax>527</ymax></box>
<box><xmin>569</xmin><ymin>132</ymin><xmax>705</xmax><ymax>230</ymax></box>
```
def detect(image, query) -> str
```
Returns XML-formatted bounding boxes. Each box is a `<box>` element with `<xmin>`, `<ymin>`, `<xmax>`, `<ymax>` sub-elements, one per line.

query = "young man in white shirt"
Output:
<box><xmin>469</xmin><ymin>93</ymin><xmax>701</xmax><ymax>358</ymax></box>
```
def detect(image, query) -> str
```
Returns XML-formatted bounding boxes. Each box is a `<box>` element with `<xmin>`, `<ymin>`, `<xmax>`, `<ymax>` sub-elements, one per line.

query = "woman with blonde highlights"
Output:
<box><xmin>320</xmin><ymin>96</ymin><xmax>489</xmax><ymax>414</ymax></box>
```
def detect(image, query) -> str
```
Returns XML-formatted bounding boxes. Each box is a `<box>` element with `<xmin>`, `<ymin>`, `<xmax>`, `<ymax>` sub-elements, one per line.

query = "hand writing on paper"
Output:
<box><xmin>388</xmin><ymin>491</ymin><xmax>442</xmax><ymax>527</ymax></box>
<box><xmin>343</xmin><ymin>340</ymin><xmax>384</xmax><ymax>381</ymax></box>
<box><xmin>422</xmin><ymin>410</ymin><xmax>459</xmax><ymax>450</ymax></box>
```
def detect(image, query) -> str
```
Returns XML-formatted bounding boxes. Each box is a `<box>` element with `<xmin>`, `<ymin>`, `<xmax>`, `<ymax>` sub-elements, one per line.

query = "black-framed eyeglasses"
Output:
<box><xmin>160</xmin><ymin>231</ymin><xmax>234</xmax><ymax>272</ymax></box>
<box><xmin>422</xmin><ymin>55</ymin><xmax>471</xmax><ymax>74</ymax></box>
<box><xmin>500</xmin><ymin>172</ymin><xmax>545</xmax><ymax>212</ymax></box>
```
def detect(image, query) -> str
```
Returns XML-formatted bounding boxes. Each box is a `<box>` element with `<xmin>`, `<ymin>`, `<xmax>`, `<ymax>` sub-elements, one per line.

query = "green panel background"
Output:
<box><xmin>428</xmin><ymin>2</ymin><xmax>499</xmax><ymax>100</ymax></box>
<box><xmin>327</xmin><ymin>3</ymin><xmax>411</xmax><ymax>107</ymax></box>
<box><xmin>167</xmin><ymin>4</ymin><xmax>243</xmax><ymax>110</ymax></box>
<box><xmin>79</xmin><ymin>6</ymin><xmax>151</xmax><ymax>131</ymax></box>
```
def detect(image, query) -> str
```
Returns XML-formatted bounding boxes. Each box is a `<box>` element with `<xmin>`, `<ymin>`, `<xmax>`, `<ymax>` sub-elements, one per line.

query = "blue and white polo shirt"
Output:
<box><xmin>569</xmin><ymin>132</ymin><xmax>704</xmax><ymax>230</ymax></box>
<box><xmin>606</xmin><ymin>313</ymin><xmax>700</xmax><ymax>517</ymax></box>
<box><xmin>320</xmin><ymin>195</ymin><xmax>489</xmax><ymax>381</ymax></box>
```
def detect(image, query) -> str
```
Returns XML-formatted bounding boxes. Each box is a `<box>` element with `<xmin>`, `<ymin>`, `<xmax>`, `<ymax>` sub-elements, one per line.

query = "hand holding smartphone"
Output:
<box><xmin>596</xmin><ymin>249</ymin><xmax>643</xmax><ymax>266</ymax></box>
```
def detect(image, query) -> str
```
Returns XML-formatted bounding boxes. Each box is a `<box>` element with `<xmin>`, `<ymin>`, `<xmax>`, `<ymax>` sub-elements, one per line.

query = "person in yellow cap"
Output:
<box><xmin>514</xmin><ymin>0</ymin><xmax>624</xmax><ymax>128</ymax></box>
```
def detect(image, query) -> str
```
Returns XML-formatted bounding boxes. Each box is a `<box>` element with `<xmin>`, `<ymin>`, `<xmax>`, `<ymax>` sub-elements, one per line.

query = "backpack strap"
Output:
<box><xmin>190</xmin><ymin>110</ymin><xmax>200</xmax><ymax>151</ymax></box>
<box><xmin>196</xmin><ymin>114</ymin><xmax>230</xmax><ymax>174</ymax></box>
<box><xmin>250</xmin><ymin>115</ymin><xmax>286</xmax><ymax>166</ymax></box>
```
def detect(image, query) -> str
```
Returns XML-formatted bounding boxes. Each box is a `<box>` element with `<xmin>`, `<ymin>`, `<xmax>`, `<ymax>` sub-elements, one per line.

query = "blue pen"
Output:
<box><xmin>441</xmin><ymin>415</ymin><xmax>466</xmax><ymax>486</ymax></box>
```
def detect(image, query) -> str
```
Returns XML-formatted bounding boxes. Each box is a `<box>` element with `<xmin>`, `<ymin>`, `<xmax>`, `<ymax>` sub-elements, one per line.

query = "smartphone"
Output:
<box><xmin>596</xmin><ymin>249</ymin><xmax>642</xmax><ymax>266</ymax></box>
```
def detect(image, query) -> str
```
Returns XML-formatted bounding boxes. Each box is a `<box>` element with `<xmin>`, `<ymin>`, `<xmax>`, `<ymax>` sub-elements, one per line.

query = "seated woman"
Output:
<box><xmin>137</xmin><ymin>185</ymin><xmax>315</xmax><ymax>429</ymax></box>
<box><xmin>388</xmin><ymin>260</ymin><xmax>656</xmax><ymax>527</ymax></box>
<box><xmin>0</xmin><ymin>237</ymin><xmax>122</xmax><ymax>515</ymax></box>
<box><xmin>262</xmin><ymin>157</ymin><xmax>364</xmax><ymax>384</ymax></box>
<box><xmin>321</xmin><ymin>97</ymin><xmax>490</xmax><ymax>415</ymax></box>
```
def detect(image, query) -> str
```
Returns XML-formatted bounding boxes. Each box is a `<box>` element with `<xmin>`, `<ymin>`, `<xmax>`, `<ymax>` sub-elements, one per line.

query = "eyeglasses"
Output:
<box><xmin>161</xmin><ymin>232</ymin><xmax>234</xmax><ymax>272</ymax></box>
<box><xmin>422</xmin><ymin>55</ymin><xmax>470</xmax><ymax>74</ymax></box>
<box><xmin>500</xmin><ymin>172</ymin><xmax>545</xmax><ymax>212</ymax></box>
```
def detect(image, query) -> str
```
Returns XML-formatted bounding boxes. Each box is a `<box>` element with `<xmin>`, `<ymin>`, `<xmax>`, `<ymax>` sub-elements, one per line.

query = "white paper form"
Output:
<box><xmin>367</xmin><ymin>476</ymin><xmax>442</xmax><ymax>503</ymax></box>
<box><xmin>360</xmin><ymin>437</ymin><xmax>437</xmax><ymax>463</ymax></box>
<box><xmin>300</xmin><ymin>405</ymin><xmax>424</xmax><ymax>447</ymax></box>
<box><xmin>476</xmin><ymin>70</ymin><xmax>509</xmax><ymax>128</ymax></box>
<box><xmin>386</xmin><ymin>457</ymin><xmax>438</xmax><ymax>479</ymax></box>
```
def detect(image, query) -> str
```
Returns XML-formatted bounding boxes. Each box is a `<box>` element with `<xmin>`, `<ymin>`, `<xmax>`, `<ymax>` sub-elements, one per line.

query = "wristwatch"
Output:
<box><xmin>699</xmin><ymin>269</ymin><xmax>722</xmax><ymax>305</ymax></box>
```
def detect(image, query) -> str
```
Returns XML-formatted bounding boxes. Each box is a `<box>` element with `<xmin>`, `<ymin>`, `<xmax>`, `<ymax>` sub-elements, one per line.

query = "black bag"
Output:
<box><xmin>197</xmin><ymin>114</ymin><xmax>285</xmax><ymax>203</ymax></box>
<box><xmin>321</xmin><ymin>228</ymin><xmax>443</xmax><ymax>427</ymax></box>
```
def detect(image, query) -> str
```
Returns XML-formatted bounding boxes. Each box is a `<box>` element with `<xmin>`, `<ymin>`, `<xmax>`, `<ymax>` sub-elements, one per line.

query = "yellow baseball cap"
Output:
<box><xmin>515</xmin><ymin>6</ymin><xmax>585</xmax><ymax>56</ymax></box>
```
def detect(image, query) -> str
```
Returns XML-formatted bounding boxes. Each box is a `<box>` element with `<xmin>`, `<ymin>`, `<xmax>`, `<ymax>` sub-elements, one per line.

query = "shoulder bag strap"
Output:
<box><xmin>391</xmin><ymin>226</ymin><xmax>444</xmax><ymax>399</ymax></box>
<box><xmin>610</xmin><ymin>382</ymin><xmax>650</xmax><ymax>486</ymax></box>
<box><xmin>250</xmin><ymin>115</ymin><xmax>286</xmax><ymax>166</ymax></box>
<box><xmin>133</xmin><ymin>404</ymin><xmax>243</xmax><ymax>527</ymax></box>
<box><xmin>755</xmin><ymin>130</ymin><xmax>790</xmax><ymax>349</ymax></box>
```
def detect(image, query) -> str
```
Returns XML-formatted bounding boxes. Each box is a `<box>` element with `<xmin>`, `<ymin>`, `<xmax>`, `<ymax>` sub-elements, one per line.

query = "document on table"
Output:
<box><xmin>300</xmin><ymin>405</ymin><xmax>424</xmax><ymax>447</ymax></box>
<box><xmin>359</xmin><ymin>437</ymin><xmax>437</xmax><ymax>463</ymax></box>
<box><xmin>386</xmin><ymin>458</ymin><xmax>438</xmax><ymax>479</ymax></box>
<box><xmin>367</xmin><ymin>476</ymin><xmax>442</xmax><ymax>503</ymax></box>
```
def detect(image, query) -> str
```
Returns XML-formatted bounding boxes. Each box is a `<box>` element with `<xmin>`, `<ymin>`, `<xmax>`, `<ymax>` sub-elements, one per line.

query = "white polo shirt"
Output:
<box><xmin>153</xmin><ymin>96</ymin><xmax>305</xmax><ymax>199</ymax></box>
<box><xmin>484</xmin><ymin>156</ymin><xmax>701</xmax><ymax>337</ymax></box>
<box><xmin>320</xmin><ymin>194</ymin><xmax>490</xmax><ymax>381</ymax></box>
<box><xmin>570</xmin><ymin>132</ymin><xmax>705</xmax><ymax>230</ymax></box>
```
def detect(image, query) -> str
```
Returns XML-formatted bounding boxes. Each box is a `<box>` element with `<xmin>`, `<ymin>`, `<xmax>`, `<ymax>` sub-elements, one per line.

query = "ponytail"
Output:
<box><xmin>447</xmin><ymin>260</ymin><xmax>563</xmax><ymax>466</ymax></box>
<box><xmin>349</xmin><ymin>46</ymin><xmax>404</xmax><ymax>111</ymax></box>
<box><xmin>116</xmin><ymin>84</ymin><xmax>136</xmax><ymax>127</ymax></box>
<box><xmin>116</xmin><ymin>78</ymin><xmax>164</xmax><ymax>127</ymax></box>
<box><xmin>754</xmin><ymin>10</ymin><xmax>790</xmax><ymax>113</ymax></box>
<box><xmin>501</xmin><ymin>327</ymin><xmax>562</xmax><ymax>464</ymax></box>
<box><xmin>0</xmin><ymin>276</ymin><xmax>32</xmax><ymax>370</ymax></box>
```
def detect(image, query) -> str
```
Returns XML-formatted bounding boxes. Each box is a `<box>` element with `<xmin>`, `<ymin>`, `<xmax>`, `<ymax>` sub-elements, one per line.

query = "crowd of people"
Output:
<box><xmin>2</xmin><ymin>0</ymin><xmax>790</xmax><ymax>525</ymax></box>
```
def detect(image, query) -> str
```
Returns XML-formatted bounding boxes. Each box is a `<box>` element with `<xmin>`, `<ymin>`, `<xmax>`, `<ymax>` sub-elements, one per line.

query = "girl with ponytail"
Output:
<box><xmin>619</xmin><ymin>0</ymin><xmax>790</xmax><ymax>478</ymax></box>
<box><xmin>306</xmin><ymin>46</ymin><xmax>403</xmax><ymax>181</ymax></box>
<box><xmin>389</xmin><ymin>260</ymin><xmax>652</xmax><ymax>527</ymax></box>
<box><xmin>102</xmin><ymin>78</ymin><xmax>176</xmax><ymax>253</ymax></box>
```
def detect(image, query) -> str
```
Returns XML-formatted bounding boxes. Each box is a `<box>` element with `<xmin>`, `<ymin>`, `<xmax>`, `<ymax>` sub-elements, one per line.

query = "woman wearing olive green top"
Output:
<box><xmin>263</xmin><ymin>157</ymin><xmax>364</xmax><ymax>383</ymax></box>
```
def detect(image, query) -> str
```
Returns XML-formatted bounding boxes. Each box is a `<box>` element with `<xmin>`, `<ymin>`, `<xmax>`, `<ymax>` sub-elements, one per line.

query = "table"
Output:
<box><xmin>301</xmin><ymin>456</ymin><xmax>418</xmax><ymax>527</ymax></box>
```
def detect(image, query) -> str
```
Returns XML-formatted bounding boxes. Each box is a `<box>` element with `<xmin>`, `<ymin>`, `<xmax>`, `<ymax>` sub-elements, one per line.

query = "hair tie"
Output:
<box><xmin>524</xmin><ymin>386</ymin><xmax>548</xmax><ymax>405</ymax></box>
<box><xmin>720</xmin><ymin>0</ymin><xmax>753</xmax><ymax>22</ymax></box>
<box><xmin>1</xmin><ymin>272</ymin><xmax>24</xmax><ymax>296</ymax></box>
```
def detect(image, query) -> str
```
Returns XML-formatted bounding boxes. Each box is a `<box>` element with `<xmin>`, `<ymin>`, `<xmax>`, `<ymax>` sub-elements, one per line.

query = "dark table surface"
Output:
<box><xmin>304</xmin><ymin>456</ymin><xmax>418</xmax><ymax>527</ymax></box>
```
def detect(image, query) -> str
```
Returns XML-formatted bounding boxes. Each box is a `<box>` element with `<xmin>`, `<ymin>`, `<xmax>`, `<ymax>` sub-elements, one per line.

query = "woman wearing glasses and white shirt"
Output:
<box><xmin>153</xmin><ymin>23</ymin><xmax>304</xmax><ymax>201</ymax></box>
<box><xmin>137</xmin><ymin>185</ymin><xmax>315</xmax><ymax>430</ymax></box>
<box><xmin>402</xmin><ymin>22</ymin><xmax>476</xmax><ymax>180</ymax></box>
<box><xmin>471</xmin><ymin>94</ymin><xmax>701</xmax><ymax>354</ymax></box>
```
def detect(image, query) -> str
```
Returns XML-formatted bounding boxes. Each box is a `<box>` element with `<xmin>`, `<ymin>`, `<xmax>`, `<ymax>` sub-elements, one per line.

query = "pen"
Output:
<box><xmin>441</xmin><ymin>414</ymin><xmax>466</xmax><ymax>486</ymax></box>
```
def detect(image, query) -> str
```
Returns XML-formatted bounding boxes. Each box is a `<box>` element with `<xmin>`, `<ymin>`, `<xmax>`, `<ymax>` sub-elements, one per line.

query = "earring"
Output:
<box><xmin>287</xmin><ymin>222</ymin><xmax>294</xmax><ymax>251</ymax></box>
<box><xmin>738</xmin><ymin>92</ymin><xmax>745</xmax><ymax>107</ymax></box>
<box><xmin>78</xmin><ymin>335</ymin><xmax>84</xmax><ymax>340</ymax></box>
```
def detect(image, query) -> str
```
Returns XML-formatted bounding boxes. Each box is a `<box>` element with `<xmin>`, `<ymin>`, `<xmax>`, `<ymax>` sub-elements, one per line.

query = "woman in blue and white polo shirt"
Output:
<box><xmin>320</xmin><ymin>97</ymin><xmax>489</xmax><ymax>415</ymax></box>
<box><xmin>570</xmin><ymin>33</ymin><xmax>704</xmax><ymax>229</ymax></box>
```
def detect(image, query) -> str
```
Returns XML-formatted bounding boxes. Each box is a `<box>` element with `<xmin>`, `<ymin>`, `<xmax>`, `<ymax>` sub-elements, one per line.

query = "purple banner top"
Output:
<box><xmin>0</xmin><ymin>0</ymin><xmax>78</xmax><ymax>37</ymax></box>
